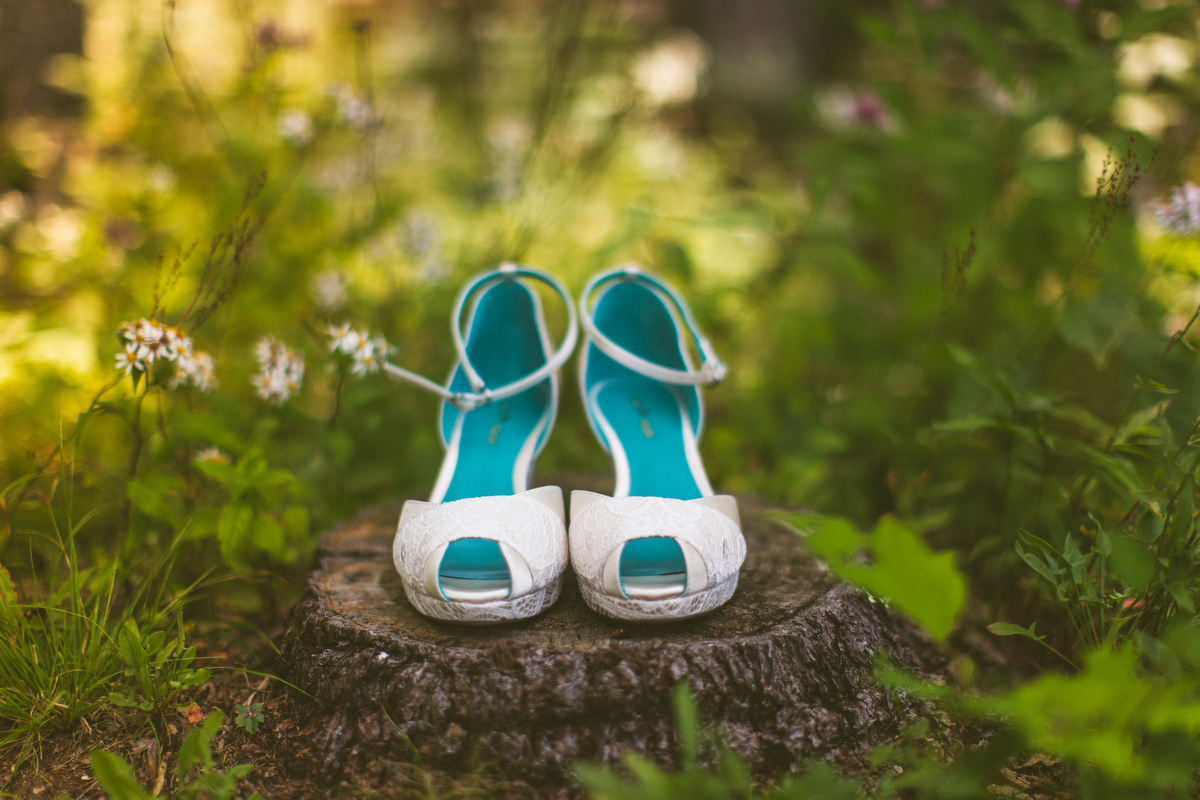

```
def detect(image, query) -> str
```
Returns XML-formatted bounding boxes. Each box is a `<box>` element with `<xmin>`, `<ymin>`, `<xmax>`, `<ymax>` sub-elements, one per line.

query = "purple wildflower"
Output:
<box><xmin>1152</xmin><ymin>183</ymin><xmax>1200</xmax><ymax>236</ymax></box>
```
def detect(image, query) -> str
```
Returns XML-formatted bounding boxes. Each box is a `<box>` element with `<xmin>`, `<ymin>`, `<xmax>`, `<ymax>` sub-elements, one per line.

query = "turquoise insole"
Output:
<box><xmin>434</xmin><ymin>280</ymin><xmax>552</xmax><ymax>588</ymax></box>
<box><xmin>594</xmin><ymin>379</ymin><xmax>702</xmax><ymax>499</ymax></box>
<box><xmin>620</xmin><ymin>537</ymin><xmax>685</xmax><ymax>577</ymax></box>
<box><xmin>439</xmin><ymin>538</ymin><xmax>508</xmax><ymax>580</ymax></box>
<box><xmin>584</xmin><ymin>281</ymin><xmax>707</xmax><ymax>592</ymax></box>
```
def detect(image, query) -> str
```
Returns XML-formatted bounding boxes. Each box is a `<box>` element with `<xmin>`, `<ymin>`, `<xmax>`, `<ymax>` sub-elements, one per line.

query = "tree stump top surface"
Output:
<box><xmin>282</xmin><ymin>485</ymin><xmax>946</xmax><ymax>793</ymax></box>
<box><xmin>317</xmin><ymin>494</ymin><xmax>832</xmax><ymax>647</ymax></box>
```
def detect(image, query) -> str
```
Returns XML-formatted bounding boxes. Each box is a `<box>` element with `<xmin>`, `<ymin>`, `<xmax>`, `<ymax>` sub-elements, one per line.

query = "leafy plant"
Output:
<box><xmin>873</xmin><ymin>626</ymin><xmax>1200</xmax><ymax>799</ymax></box>
<box><xmin>234</xmin><ymin>703</ymin><xmax>264</xmax><ymax>735</ymax></box>
<box><xmin>780</xmin><ymin>514</ymin><xmax>967</xmax><ymax>641</ymax></box>
<box><xmin>948</xmin><ymin>289</ymin><xmax>1200</xmax><ymax>656</ymax></box>
<box><xmin>91</xmin><ymin>711</ymin><xmax>263</xmax><ymax>800</ymax></box>
<box><xmin>108</xmin><ymin>618</ymin><xmax>210</xmax><ymax>715</ymax></box>
<box><xmin>190</xmin><ymin>447</ymin><xmax>310</xmax><ymax>570</ymax></box>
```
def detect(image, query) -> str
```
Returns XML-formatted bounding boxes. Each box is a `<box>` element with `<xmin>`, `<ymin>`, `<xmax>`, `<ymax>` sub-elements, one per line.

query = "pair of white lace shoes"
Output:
<box><xmin>384</xmin><ymin>263</ymin><xmax>746</xmax><ymax>624</ymax></box>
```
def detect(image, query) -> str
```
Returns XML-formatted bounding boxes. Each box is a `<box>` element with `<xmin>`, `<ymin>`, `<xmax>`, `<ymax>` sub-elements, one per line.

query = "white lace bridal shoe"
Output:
<box><xmin>570</xmin><ymin>265</ymin><xmax>746</xmax><ymax>621</ymax></box>
<box><xmin>384</xmin><ymin>264</ymin><xmax>577</xmax><ymax>623</ymax></box>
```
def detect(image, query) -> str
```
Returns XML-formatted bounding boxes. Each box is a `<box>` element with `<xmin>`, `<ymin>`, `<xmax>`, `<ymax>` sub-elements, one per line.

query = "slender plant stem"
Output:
<box><xmin>1106</xmin><ymin>298</ymin><xmax>1200</xmax><ymax>454</ymax></box>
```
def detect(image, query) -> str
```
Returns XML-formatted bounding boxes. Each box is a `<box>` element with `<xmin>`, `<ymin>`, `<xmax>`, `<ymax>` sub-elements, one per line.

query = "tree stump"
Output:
<box><xmin>279</xmin><ymin>486</ymin><xmax>947</xmax><ymax>794</ymax></box>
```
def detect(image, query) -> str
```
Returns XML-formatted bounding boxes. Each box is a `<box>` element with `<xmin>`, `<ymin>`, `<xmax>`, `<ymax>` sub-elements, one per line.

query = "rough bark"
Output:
<box><xmin>279</xmin><ymin>490</ymin><xmax>947</xmax><ymax>793</ymax></box>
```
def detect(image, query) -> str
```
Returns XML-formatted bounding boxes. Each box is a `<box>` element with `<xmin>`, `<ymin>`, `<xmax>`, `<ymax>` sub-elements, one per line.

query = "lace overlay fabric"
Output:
<box><xmin>394</xmin><ymin>494</ymin><xmax>568</xmax><ymax>599</ymax></box>
<box><xmin>569</xmin><ymin>496</ymin><xmax>746</xmax><ymax>592</ymax></box>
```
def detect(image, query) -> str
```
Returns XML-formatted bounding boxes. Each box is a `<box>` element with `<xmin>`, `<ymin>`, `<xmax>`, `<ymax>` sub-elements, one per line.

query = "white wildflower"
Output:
<box><xmin>351</xmin><ymin>335</ymin><xmax>391</xmax><ymax>376</ymax></box>
<box><xmin>328</xmin><ymin>83</ymin><xmax>374</xmax><ymax>129</ymax></box>
<box><xmin>254</xmin><ymin>336</ymin><xmax>275</xmax><ymax>364</ymax></box>
<box><xmin>633</xmin><ymin>32</ymin><xmax>709</xmax><ymax>106</ymax></box>
<box><xmin>402</xmin><ymin>209</ymin><xmax>446</xmax><ymax>282</ymax></box>
<box><xmin>115</xmin><ymin>344</ymin><xmax>144</xmax><ymax>376</ymax></box>
<box><xmin>194</xmin><ymin>446</ymin><xmax>227</xmax><ymax>464</ymax></box>
<box><xmin>815</xmin><ymin>86</ymin><xmax>898</xmax><ymax>133</ymax></box>
<box><xmin>340</xmin><ymin>95</ymin><xmax>373</xmax><ymax>128</ymax></box>
<box><xmin>329</xmin><ymin>324</ymin><xmax>389</xmax><ymax>375</ymax></box>
<box><xmin>37</xmin><ymin>205</ymin><xmax>84</xmax><ymax>261</ymax></box>
<box><xmin>487</xmin><ymin>119</ymin><xmax>528</xmax><ymax>202</ymax></box>
<box><xmin>147</xmin><ymin>164</ymin><xmax>176</xmax><ymax>195</ymax></box>
<box><xmin>1152</xmin><ymin>182</ymin><xmax>1200</xmax><ymax>236</ymax></box>
<box><xmin>403</xmin><ymin>209</ymin><xmax>439</xmax><ymax>260</ymax></box>
<box><xmin>162</xmin><ymin>326</ymin><xmax>191</xmax><ymax>361</ymax></box>
<box><xmin>115</xmin><ymin>318</ymin><xmax>193</xmax><ymax>377</ymax></box>
<box><xmin>278</xmin><ymin>109</ymin><xmax>314</xmax><ymax>146</ymax></box>
<box><xmin>328</xmin><ymin>322</ymin><xmax>361</xmax><ymax>354</ymax></box>
<box><xmin>0</xmin><ymin>191</ymin><xmax>25</xmax><ymax>231</ymax></box>
<box><xmin>252</xmin><ymin>336</ymin><xmax>305</xmax><ymax>405</ymax></box>
<box><xmin>311</xmin><ymin>269</ymin><xmax>347</xmax><ymax>311</ymax></box>
<box><xmin>171</xmin><ymin>351</ymin><xmax>217</xmax><ymax>392</ymax></box>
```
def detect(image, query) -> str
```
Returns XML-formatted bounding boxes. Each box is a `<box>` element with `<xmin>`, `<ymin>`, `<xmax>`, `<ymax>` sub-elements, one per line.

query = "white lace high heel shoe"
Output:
<box><xmin>385</xmin><ymin>263</ymin><xmax>578</xmax><ymax>623</ymax></box>
<box><xmin>570</xmin><ymin>264</ymin><xmax>746</xmax><ymax>621</ymax></box>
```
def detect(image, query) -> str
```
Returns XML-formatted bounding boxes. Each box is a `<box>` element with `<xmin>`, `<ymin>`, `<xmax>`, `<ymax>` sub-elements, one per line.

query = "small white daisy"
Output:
<box><xmin>278</xmin><ymin>109</ymin><xmax>314</xmax><ymax>146</ymax></box>
<box><xmin>311</xmin><ymin>270</ymin><xmax>347</xmax><ymax>311</ymax></box>
<box><xmin>171</xmin><ymin>351</ymin><xmax>217</xmax><ymax>392</ymax></box>
<box><xmin>328</xmin><ymin>323</ymin><xmax>362</xmax><ymax>354</ymax></box>
<box><xmin>253</xmin><ymin>336</ymin><xmax>305</xmax><ymax>405</ymax></box>
<box><xmin>115</xmin><ymin>346</ymin><xmax>145</xmax><ymax>376</ymax></box>
<box><xmin>194</xmin><ymin>446</ymin><xmax>228</xmax><ymax>464</ymax></box>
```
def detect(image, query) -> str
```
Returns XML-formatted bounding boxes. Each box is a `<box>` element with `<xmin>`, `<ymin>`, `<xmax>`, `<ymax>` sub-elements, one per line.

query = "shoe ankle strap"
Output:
<box><xmin>579</xmin><ymin>264</ymin><xmax>726</xmax><ymax>386</ymax></box>
<box><xmin>383</xmin><ymin>263</ymin><xmax>579</xmax><ymax>412</ymax></box>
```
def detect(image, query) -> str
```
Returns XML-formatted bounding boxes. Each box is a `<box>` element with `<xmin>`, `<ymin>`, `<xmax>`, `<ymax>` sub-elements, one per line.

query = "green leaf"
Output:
<box><xmin>798</xmin><ymin>515</ymin><xmax>967</xmax><ymax>641</ymax></box>
<box><xmin>260</xmin><ymin>468</ymin><xmax>296</xmax><ymax>488</ymax></box>
<box><xmin>283</xmin><ymin>505</ymin><xmax>309</xmax><ymax>541</ymax></box>
<box><xmin>948</xmin><ymin>344</ymin><xmax>1016</xmax><ymax>409</ymax></box>
<box><xmin>1131</xmin><ymin>489</ymin><xmax>1166</xmax><ymax>518</ymax></box>
<box><xmin>117</xmin><ymin>619</ymin><xmax>145</xmax><ymax>672</ymax></box>
<box><xmin>0</xmin><ymin>564</ymin><xmax>16</xmax><ymax>607</ymax></box>
<box><xmin>1116</xmin><ymin>401</ymin><xmax>1168</xmax><ymax>443</ymax></box>
<box><xmin>988</xmin><ymin>621</ymin><xmax>1045</xmax><ymax>641</ymax></box>
<box><xmin>235</xmin><ymin>702</ymin><xmax>264</xmax><ymax>734</ymax></box>
<box><xmin>1166</xmin><ymin>581</ymin><xmax>1195</xmax><ymax>614</ymax></box>
<box><xmin>1015</xmin><ymin>539</ymin><xmax>1063</xmax><ymax>589</ymax></box>
<box><xmin>193</xmin><ymin>458</ymin><xmax>240</xmax><ymax>485</ymax></box>
<box><xmin>673</xmin><ymin>683</ymin><xmax>698</xmax><ymax>767</ymax></box>
<box><xmin>217</xmin><ymin>503</ymin><xmax>253</xmax><ymax>567</ymax></box>
<box><xmin>177</xmin><ymin>710</ymin><xmax>224</xmax><ymax>778</ymax></box>
<box><xmin>1058</xmin><ymin>292</ymin><xmax>1136</xmax><ymax>367</ymax></box>
<box><xmin>108</xmin><ymin>691</ymin><xmax>138</xmax><ymax>708</ymax></box>
<box><xmin>1167</xmin><ymin>482</ymin><xmax>1194</xmax><ymax>545</ymax></box>
<box><xmin>931</xmin><ymin>415</ymin><xmax>1003</xmax><ymax>435</ymax></box>
<box><xmin>125</xmin><ymin>474</ymin><xmax>186</xmax><ymax>526</ymax></box>
<box><xmin>1111</xmin><ymin>535</ymin><xmax>1156</xmax><ymax>593</ymax></box>
<box><xmin>90</xmin><ymin>750</ymin><xmax>154</xmax><ymax>800</ymax></box>
<box><xmin>0</xmin><ymin>564</ymin><xmax>18</xmax><ymax>625</ymax></box>
<box><xmin>249</xmin><ymin>515</ymin><xmax>284</xmax><ymax>556</ymax></box>
<box><xmin>974</xmin><ymin>645</ymin><xmax>1200</xmax><ymax>780</ymax></box>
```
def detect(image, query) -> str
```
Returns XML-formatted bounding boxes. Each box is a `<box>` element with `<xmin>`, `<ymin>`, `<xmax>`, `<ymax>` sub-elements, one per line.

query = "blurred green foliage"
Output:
<box><xmin>4</xmin><ymin>0</ymin><xmax>1200</xmax><ymax>794</ymax></box>
<box><xmin>783</xmin><ymin>513</ymin><xmax>967</xmax><ymax>640</ymax></box>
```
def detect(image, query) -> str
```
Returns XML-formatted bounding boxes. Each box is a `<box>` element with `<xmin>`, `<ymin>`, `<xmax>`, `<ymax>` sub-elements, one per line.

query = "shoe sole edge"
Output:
<box><xmin>577</xmin><ymin>572</ymin><xmax>738</xmax><ymax>622</ymax></box>
<box><xmin>401</xmin><ymin>574</ymin><xmax>563</xmax><ymax>624</ymax></box>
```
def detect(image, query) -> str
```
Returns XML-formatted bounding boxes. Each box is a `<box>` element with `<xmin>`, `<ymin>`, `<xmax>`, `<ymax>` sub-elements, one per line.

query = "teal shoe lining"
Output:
<box><xmin>583</xmin><ymin>280</ymin><xmax>710</xmax><ymax>597</ymax></box>
<box><xmin>584</xmin><ymin>282</ymin><xmax>704</xmax><ymax>500</ymax></box>
<box><xmin>433</xmin><ymin>279</ymin><xmax>553</xmax><ymax>593</ymax></box>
